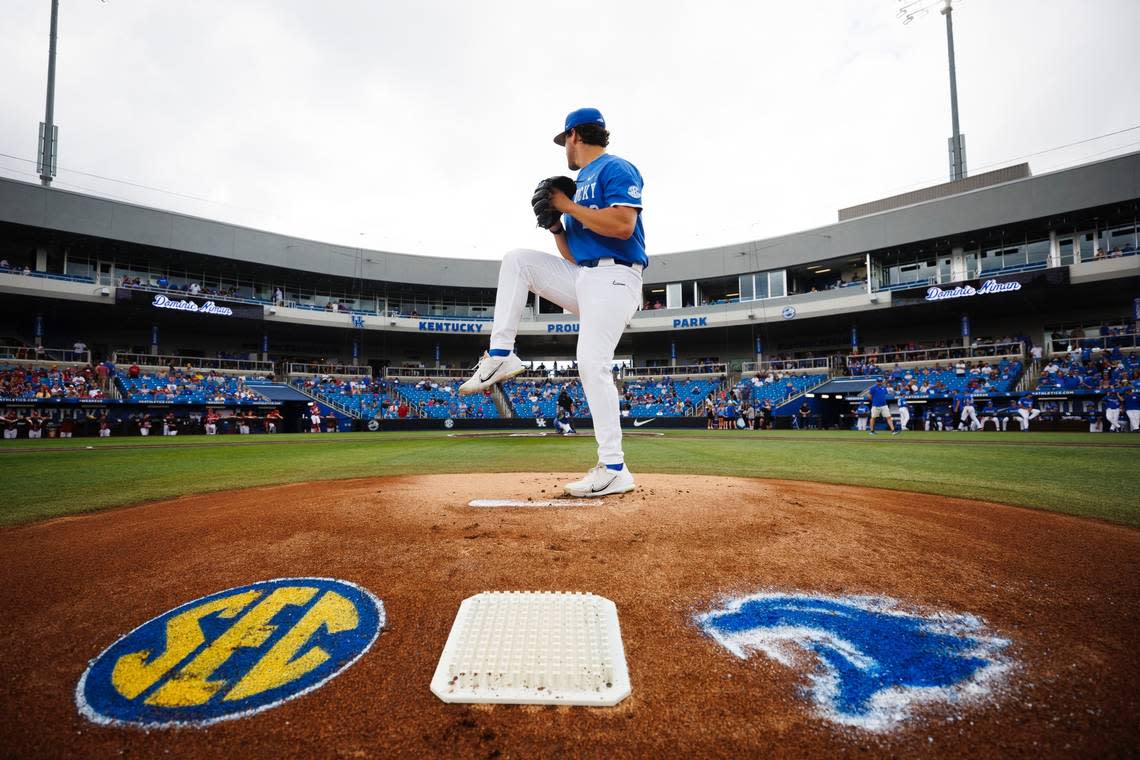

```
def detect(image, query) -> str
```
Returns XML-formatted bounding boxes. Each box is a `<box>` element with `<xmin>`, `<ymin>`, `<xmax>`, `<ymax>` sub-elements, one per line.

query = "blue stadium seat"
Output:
<box><xmin>623</xmin><ymin>378</ymin><xmax>722</xmax><ymax>416</ymax></box>
<box><xmin>292</xmin><ymin>376</ymin><xmax>402</xmax><ymax>418</ymax></box>
<box><xmin>394</xmin><ymin>380</ymin><xmax>498</xmax><ymax>419</ymax></box>
<box><xmin>880</xmin><ymin>360</ymin><xmax>1023</xmax><ymax>395</ymax></box>
<box><xmin>735</xmin><ymin>374</ymin><xmax>826</xmax><ymax>406</ymax></box>
<box><xmin>117</xmin><ymin>371</ymin><xmax>269</xmax><ymax>404</ymax></box>
<box><xmin>502</xmin><ymin>379</ymin><xmax>589</xmax><ymax>418</ymax></box>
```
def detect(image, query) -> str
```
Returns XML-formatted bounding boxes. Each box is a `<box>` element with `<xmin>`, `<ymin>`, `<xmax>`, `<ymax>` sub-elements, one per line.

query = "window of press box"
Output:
<box><xmin>735</xmin><ymin>270</ymin><xmax>785</xmax><ymax>302</ymax></box>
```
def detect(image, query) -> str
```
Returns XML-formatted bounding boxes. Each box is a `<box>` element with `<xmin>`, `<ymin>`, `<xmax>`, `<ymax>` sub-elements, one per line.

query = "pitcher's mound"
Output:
<box><xmin>1</xmin><ymin>474</ymin><xmax>1137</xmax><ymax>758</ymax></box>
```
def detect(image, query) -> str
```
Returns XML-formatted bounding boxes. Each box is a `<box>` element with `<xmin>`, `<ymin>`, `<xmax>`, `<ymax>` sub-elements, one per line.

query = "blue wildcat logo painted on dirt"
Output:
<box><xmin>696</xmin><ymin>593</ymin><xmax>1011</xmax><ymax>731</ymax></box>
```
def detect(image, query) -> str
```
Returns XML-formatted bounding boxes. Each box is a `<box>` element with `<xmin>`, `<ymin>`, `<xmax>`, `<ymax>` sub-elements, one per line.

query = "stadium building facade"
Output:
<box><xmin>0</xmin><ymin>150</ymin><xmax>1137</xmax><ymax>433</ymax></box>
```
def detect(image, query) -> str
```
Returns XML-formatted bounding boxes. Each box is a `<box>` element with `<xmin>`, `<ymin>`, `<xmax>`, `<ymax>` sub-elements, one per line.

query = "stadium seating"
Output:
<box><xmin>880</xmin><ymin>360</ymin><xmax>1022</xmax><ymax>395</ymax></box>
<box><xmin>735</xmin><ymin>373</ymin><xmax>826</xmax><ymax>405</ymax></box>
<box><xmin>623</xmin><ymin>378</ymin><xmax>721</xmax><ymax>417</ymax></box>
<box><xmin>0</xmin><ymin>364</ymin><xmax>106</xmax><ymax>400</ymax></box>
<box><xmin>117</xmin><ymin>370</ymin><xmax>268</xmax><ymax>404</ymax></box>
<box><xmin>292</xmin><ymin>376</ymin><xmax>403</xmax><ymax>418</ymax></box>
<box><xmin>502</xmin><ymin>379</ymin><xmax>590</xmax><ymax>418</ymax></box>
<box><xmin>395</xmin><ymin>380</ymin><xmax>499</xmax><ymax>419</ymax></box>
<box><xmin>1036</xmin><ymin>349</ymin><xmax>1137</xmax><ymax>391</ymax></box>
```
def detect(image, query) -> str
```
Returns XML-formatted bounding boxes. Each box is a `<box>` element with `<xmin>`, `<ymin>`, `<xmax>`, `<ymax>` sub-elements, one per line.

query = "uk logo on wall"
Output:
<box><xmin>76</xmin><ymin>578</ymin><xmax>385</xmax><ymax>728</ymax></box>
<box><xmin>696</xmin><ymin>592</ymin><xmax>1011</xmax><ymax>731</ymax></box>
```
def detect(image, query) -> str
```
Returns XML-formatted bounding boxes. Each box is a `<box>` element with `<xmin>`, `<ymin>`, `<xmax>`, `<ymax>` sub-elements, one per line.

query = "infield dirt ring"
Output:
<box><xmin>2</xmin><ymin>473</ymin><xmax>1137</xmax><ymax>757</ymax></box>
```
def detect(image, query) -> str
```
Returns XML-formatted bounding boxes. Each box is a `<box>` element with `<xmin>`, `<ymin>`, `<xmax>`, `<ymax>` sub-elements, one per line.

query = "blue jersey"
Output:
<box><xmin>856</xmin><ymin>403</ymin><xmax>870</xmax><ymax>416</ymax></box>
<box><xmin>1019</xmin><ymin>397</ymin><xmax>1034</xmax><ymax>409</ymax></box>
<box><xmin>1126</xmin><ymin>391</ymin><xmax>1140</xmax><ymax>411</ymax></box>
<box><xmin>564</xmin><ymin>153</ymin><xmax>648</xmax><ymax>268</ymax></box>
<box><xmin>868</xmin><ymin>384</ymin><xmax>889</xmax><ymax>406</ymax></box>
<box><xmin>963</xmin><ymin>394</ymin><xmax>975</xmax><ymax>407</ymax></box>
<box><xmin>1104</xmin><ymin>396</ymin><xmax>1121</xmax><ymax>410</ymax></box>
<box><xmin>982</xmin><ymin>402</ymin><xmax>996</xmax><ymax>414</ymax></box>
<box><xmin>896</xmin><ymin>396</ymin><xmax>908</xmax><ymax>408</ymax></box>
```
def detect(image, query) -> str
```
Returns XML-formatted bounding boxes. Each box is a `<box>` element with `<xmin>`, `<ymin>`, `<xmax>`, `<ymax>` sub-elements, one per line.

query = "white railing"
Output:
<box><xmin>291</xmin><ymin>384</ymin><xmax>362</xmax><ymax>419</ymax></box>
<box><xmin>742</xmin><ymin>356</ymin><xmax>831</xmax><ymax>375</ymax></box>
<box><xmin>382</xmin><ymin>366</ymin><xmax>583</xmax><ymax>381</ymax></box>
<box><xmin>517</xmin><ymin>367</ymin><xmax>580</xmax><ymax>380</ymax></box>
<box><xmin>0</xmin><ymin>346</ymin><xmax>91</xmax><ymax>365</ymax></box>
<box><xmin>384</xmin><ymin>366</ymin><xmax>470</xmax><ymax>379</ymax></box>
<box><xmin>114</xmin><ymin>352</ymin><xmax>275</xmax><ymax>374</ymax></box>
<box><xmin>847</xmin><ymin>341</ymin><xmax>1024</xmax><ymax>367</ymax></box>
<box><xmin>622</xmin><ymin>363</ymin><xmax>727</xmax><ymax>379</ymax></box>
<box><xmin>1046</xmin><ymin>331</ymin><xmax>1140</xmax><ymax>356</ymax></box>
<box><xmin>285</xmin><ymin>362</ymin><xmax>372</xmax><ymax>377</ymax></box>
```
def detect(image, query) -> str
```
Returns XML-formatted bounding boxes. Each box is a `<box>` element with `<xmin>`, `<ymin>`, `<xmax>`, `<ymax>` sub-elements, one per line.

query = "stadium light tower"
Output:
<box><xmin>37</xmin><ymin>0</ymin><xmax>108</xmax><ymax>186</ymax></box>
<box><xmin>898</xmin><ymin>0</ymin><xmax>968</xmax><ymax>181</ymax></box>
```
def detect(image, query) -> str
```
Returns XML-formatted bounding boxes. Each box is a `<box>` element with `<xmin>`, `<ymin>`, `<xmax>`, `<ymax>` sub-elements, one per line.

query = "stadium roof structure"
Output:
<box><xmin>0</xmin><ymin>150</ymin><xmax>1137</xmax><ymax>288</ymax></box>
<box><xmin>807</xmin><ymin>378</ymin><xmax>879</xmax><ymax>398</ymax></box>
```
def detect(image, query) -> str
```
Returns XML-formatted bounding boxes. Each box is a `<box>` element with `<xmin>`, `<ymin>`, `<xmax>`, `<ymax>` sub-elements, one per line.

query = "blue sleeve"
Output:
<box><xmin>599</xmin><ymin>159</ymin><xmax>644</xmax><ymax>209</ymax></box>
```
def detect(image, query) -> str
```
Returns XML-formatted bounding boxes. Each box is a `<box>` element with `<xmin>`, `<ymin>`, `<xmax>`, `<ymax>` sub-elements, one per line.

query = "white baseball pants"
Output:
<box><xmin>960</xmin><ymin>405</ymin><xmax>979</xmax><ymax>430</ymax></box>
<box><xmin>1128</xmin><ymin>409</ymin><xmax>1140</xmax><ymax>431</ymax></box>
<box><xmin>489</xmin><ymin>249</ymin><xmax>641</xmax><ymax>466</ymax></box>
<box><xmin>1105</xmin><ymin>408</ymin><xmax>1121</xmax><ymax>432</ymax></box>
<box><xmin>897</xmin><ymin>408</ymin><xmax>910</xmax><ymax>430</ymax></box>
<box><xmin>1017</xmin><ymin>408</ymin><xmax>1040</xmax><ymax>430</ymax></box>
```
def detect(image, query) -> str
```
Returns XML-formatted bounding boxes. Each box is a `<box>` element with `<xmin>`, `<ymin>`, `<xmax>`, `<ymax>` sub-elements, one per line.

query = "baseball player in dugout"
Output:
<box><xmin>460</xmin><ymin>107</ymin><xmax>646</xmax><ymax>497</ymax></box>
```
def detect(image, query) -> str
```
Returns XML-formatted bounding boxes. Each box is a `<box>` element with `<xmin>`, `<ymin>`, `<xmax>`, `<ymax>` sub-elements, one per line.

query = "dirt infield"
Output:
<box><xmin>1</xmin><ymin>474</ymin><xmax>1137</xmax><ymax>758</ymax></box>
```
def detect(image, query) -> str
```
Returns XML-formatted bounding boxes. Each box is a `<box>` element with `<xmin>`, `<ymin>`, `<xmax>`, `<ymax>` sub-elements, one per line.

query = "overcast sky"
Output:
<box><xmin>2</xmin><ymin>0</ymin><xmax>1139</xmax><ymax>261</ymax></box>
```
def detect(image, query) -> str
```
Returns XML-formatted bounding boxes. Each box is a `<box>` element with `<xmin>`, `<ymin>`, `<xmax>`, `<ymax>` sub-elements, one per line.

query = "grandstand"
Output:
<box><xmin>0</xmin><ymin>151</ymin><xmax>1137</xmax><ymax>435</ymax></box>
<box><xmin>502</xmin><ymin>378</ymin><xmax>590</xmax><ymax>419</ymax></box>
<box><xmin>395</xmin><ymin>379</ymin><xmax>498</xmax><ymax>419</ymax></box>
<box><xmin>117</xmin><ymin>371</ymin><xmax>269</xmax><ymax>405</ymax></box>
<box><xmin>624</xmin><ymin>378</ymin><xmax>721</xmax><ymax>417</ymax></box>
<box><xmin>291</xmin><ymin>375</ymin><xmax>403</xmax><ymax>419</ymax></box>
<box><xmin>735</xmin><ymin>373</ymin><xmax>828</xmax><ymax>407</ymax></box>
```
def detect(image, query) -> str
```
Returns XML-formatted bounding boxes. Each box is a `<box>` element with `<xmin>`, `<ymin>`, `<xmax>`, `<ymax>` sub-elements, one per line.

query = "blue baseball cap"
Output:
<box><xmin>554</xmin><ymin>107</ymin><xmax>606</xmax><ymax>145</ymax></box>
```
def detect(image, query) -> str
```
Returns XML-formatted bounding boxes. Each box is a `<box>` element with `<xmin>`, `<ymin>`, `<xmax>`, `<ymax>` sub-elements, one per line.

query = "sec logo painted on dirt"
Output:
<box><xmin>76</xmin><ymin>578</ymin><xmax>385</xmax><ymax>728</ymax></box>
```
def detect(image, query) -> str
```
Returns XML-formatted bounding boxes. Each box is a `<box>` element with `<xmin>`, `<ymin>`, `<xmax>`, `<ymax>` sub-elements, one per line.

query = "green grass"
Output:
<box><xmin>1</xmin><ymin>430</ymin><xmax>1137</xmax><ymax>527</ymax></box>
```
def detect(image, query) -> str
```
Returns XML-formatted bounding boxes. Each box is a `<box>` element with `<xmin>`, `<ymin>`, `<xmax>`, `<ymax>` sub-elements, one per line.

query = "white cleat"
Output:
<box><xmin>564</xmin><ymin>462</ymin><xmax>636</xmax><ymax>498</ymax></box>
<box><xmin>458</xmin><ymin>352</ymin><xmax>524</xmax><ymax>396</ymax></box>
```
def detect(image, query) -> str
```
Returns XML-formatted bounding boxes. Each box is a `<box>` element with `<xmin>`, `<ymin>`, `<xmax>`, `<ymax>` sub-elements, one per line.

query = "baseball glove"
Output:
<box><xmin>531</xmin><ymin>175</ymin><xmax>577</xmax><ymax>229</ymax></box>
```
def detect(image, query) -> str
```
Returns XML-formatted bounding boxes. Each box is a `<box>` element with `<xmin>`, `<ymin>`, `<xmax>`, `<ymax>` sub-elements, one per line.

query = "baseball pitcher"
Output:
<box><xmin>460</xmin><ymin>108</ymin><xmax>646</xmax><ymax>497</ymax></box>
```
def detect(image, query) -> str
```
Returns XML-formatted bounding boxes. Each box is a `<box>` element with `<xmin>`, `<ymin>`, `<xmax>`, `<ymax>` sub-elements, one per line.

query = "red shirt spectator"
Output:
<box><xmin>128</xmin><ymin>364</ymin><xmax>141</xmax><ymax>379</ymax></box>
<box><xmin>397</xmin><ymin>401</ymin><xmax>409</xmax><ymax>419</ymax></box>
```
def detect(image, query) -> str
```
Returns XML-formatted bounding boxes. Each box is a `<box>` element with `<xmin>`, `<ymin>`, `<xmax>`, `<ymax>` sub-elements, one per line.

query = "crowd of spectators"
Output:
<box><xmin>0</xmin><ymin>364</ymin><xmax>109</xmax><ymax>400</ymax></box>
<box><xmin>504</xmin><ymin>378</ymin><xmax>589</xmax><ymax>419</ymax></box>
<box><xmin>1047</xmin><ymin>320</ymin><xmax>1138</xmax><ymax>352</ymax></box>
<box><xmin>621</xmin><ymin>379</ymin><xmax>717</xmax><ymax>417</ymax></box>
<box><xmin>293</xmin><ymin>375</ymin><xmax>406</xmax><ymax>418</ymax></box>
<box><xmin>1092</xmin><ymin>245</ymin><xmax>1137</xmax><ymax>259</ymax></box>
<box><xmin>876</xmin><ymin>359</ymin><xmax>1022</xmax><ymax>396</ymax></box>
<box><xmin>402</xmin><ymin>378</ymin><xmax>497</xmax><ymax>419</ymax></box>
<box><xmin>1037</xmin><ymin>346</ymin><xmax>1138</xmax><ymax>393</ymax></box>
<box><xmin>699</xmin><ymin>388</ymin><xmax>777</xmax><ymax>430</ymax></box>
<box><xmin>118</xmin><ymin>368</ymin><xmax>267</xmax><ymax>404</ymax></box>
<box><xmin>0</xmin><ymin>258</ymin><xmax>33</xmax><ymax>275</ymax></box>
<box><xmin>684</xmin><ymin>357</ymin><xmax>722</xmax><ymax>373</ymax></box>
<box><xmin>846</xmin><ymin>335</ymin><xmax>1029</xmax><ymax>374</ymax></box>
<box><xmin>120</xmin><ymin>275</ymin><xmax>252</xmax><ymax>301</ymax></box>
